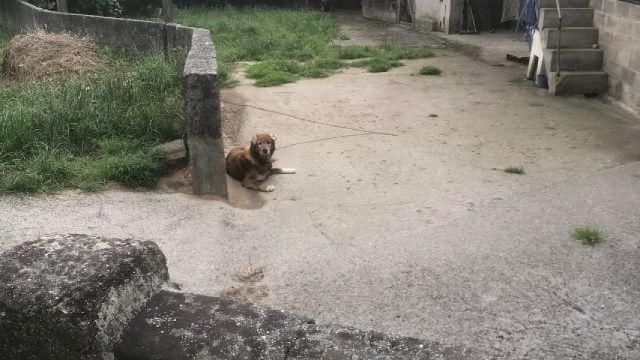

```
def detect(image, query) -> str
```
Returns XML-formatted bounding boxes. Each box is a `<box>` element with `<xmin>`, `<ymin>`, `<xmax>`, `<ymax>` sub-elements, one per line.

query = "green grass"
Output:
<box><xmin>0</xmin><ymin>26</ymin><xmax>12</xmax><ymax>59</ymax></box>
<box><xmin>0</xmin><ymin>52</ymin><xmax>183</xmax><ymax>193</ymax></box>
<box><xmin>418</xmin><ymin>65</ymin><xmax>442</xmax><ymax>76</ymax></box>
<box><xmin>504</xmin><ymin>165</ymin><xmax>525</xmax><ymax>175</ymax></box>
<box><xmin>365</xmin><ymin>58</ymin><xmax>403</xmax><ymax>73</ymax></box>
<box><xmin>572</xmin><ymin>226</ymin><xmax>603</xmax><ymax>246</ymax></box>
<box><xmin>175</xmin><ymin>6</ymin><xmax>437</xmax><ymax>86</ymax></box>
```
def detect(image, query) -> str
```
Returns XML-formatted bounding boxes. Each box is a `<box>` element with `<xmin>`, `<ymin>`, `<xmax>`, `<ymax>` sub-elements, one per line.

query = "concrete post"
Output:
<box><xmin>161</xmin><ymin>0</ymin><xmax>172</xmax><ymax>23</ymax></box>
<box><xmin>183</xmin><ymin>29</ymin><xmax>228</xmax><ymax>198</ymax></box>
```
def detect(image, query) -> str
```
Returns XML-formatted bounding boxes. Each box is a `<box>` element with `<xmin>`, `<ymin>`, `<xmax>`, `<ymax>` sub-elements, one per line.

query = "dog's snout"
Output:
<box><xmin>262</xmin><ymin>148</ymin><xmax>269</xmax><ymax>154</ymax></box>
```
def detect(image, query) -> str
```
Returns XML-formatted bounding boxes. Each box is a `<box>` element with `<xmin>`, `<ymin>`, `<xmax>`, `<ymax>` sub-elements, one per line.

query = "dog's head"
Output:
<box><xmin>250</xmin><ymin>133</ymin><xmax>277</xmax><ymax>160</ymax></box>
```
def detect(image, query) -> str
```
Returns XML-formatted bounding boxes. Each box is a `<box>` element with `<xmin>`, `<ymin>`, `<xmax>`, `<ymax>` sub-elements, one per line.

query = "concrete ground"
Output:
<box><xmin>2</xmin><ymin>15</ymin><xmax>640</xmax><ymax>360</ymax></box>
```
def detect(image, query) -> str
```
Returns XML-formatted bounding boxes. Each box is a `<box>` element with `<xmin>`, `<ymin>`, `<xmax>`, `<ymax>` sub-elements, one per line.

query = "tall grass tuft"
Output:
<box><xmin>0</xmin><ymin>53</ymin><xmax>183</xmax><ymax>193</ymax></box>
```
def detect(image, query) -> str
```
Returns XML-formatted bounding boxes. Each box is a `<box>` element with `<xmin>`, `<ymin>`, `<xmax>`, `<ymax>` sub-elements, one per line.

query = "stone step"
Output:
<box><xmin>539</xmin><ymin>0</ymin><xmax>591</xmax><ymax>8</ymax></box>
<box><xmin>539</xmin><ymin>8</ymin><xmax>594</xmax><ymax>29</ymax></box>
<box><xmin>548</xmin><ymin>71</ymin><xmax>608</xmax><ymax>95</ymax></box>
<box><xmin>543</xmin><ymin>27</ymin><xmax>599</xmax><ymax>49</ymax></box>
<box><xmin>544</xmin><ymin>48</ymin><xmax>603</xmax><ymax>71</ymax></box>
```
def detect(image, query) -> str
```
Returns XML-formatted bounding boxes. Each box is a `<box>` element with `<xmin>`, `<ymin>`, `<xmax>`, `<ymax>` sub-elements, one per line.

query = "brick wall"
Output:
<box><xmin>591</xmin><ymin>0</ymin><xmax>640</xmax><ymax>113</ymax></box>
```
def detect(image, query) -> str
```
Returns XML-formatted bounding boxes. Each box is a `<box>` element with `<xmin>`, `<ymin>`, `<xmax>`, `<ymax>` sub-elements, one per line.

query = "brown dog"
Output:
<box><xmin>225</xmin><ymin>133</ymin><xmax>296</xmax><ymax>192</ymax></box>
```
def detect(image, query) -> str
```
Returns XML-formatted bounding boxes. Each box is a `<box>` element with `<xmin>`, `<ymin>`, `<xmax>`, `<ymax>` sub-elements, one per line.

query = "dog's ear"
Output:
<box><xmin>269</xmin><ymin>133</ymin><xmax>278</xmax><ymax>142</ymax></box>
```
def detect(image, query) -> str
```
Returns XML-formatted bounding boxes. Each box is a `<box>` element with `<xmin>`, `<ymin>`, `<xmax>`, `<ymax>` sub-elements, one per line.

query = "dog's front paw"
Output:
<box><xmin>264</xmin><ymin>185</ymin><xmax>276</xmax><ymax>192</ymax></box>
<box><xmin>282</xmin><ymin>168</ymin><xmax>296</xmax><ymax>174</ymax></box>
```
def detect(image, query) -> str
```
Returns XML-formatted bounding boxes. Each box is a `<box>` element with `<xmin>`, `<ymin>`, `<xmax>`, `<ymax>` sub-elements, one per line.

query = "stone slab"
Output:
<box><xmin>0</xmin><ymin>234</ymin><xmax>169</xmax><ymax>360</ymax></box>
<box><xmin>114</xmin><ymin>291</ymin><xmax>474</xmax><ymax>360</ymax></box>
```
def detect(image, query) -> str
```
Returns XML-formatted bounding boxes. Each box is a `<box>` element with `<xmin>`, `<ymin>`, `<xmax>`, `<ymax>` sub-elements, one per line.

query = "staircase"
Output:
<box><xmin>538</xmin><ymin>0</ymin><xmax>608</xmax><ymax>95</ymax></box>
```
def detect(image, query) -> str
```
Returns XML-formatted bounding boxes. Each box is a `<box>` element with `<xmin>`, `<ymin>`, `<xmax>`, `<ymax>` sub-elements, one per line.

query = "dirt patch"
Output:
<box><xmin>233</xmin><ymin>266</ymin><xmax>265</xmax><ymax>283</ymax></box>
<box><xmin>219</xmin><ymin>285</ymin><xmax>268</xmax><ymax>303</ymax></box>
<box><xmin>221</xmin><ymin>90</ymin><xmax>248</xmax><ymax>150</ymax></box>
<box><xmin>1</xmin><ymin>30</ymin><xmax>104</xmax><ymax>81</ymax></box>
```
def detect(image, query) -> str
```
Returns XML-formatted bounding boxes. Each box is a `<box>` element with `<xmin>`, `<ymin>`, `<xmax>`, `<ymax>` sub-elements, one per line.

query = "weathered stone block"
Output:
<box><xmin>603</xmin><ymin>0</ymin><xmax>617</xmax><ymax>15</ymax></box>
<box><xmin>618</xmin><ymin>18</ymin><xmax>635</xmax><ymax>35</ymax></box>
<box><xmin>591</xmin><ymin>0</ymin><xmax>603</xmax><ymax>11</ymax></box>
<box><xmin>617</xmin><ymin>2</ymin><xmax>632</xmax><ymax>17</ymax></box>
<box><xmin>631</xmin><ymin>52</ymin><xmax>640</xmax><ymax>72</ymax></box>
<box><xmin>114</xmin><ymin>291</ymin><xmax>474</xmax><ymax>360</ymax></box>
<box><xmin>154</xmin><ymin>139</ymin><xmax>188</xmax><ymax>168</ymax></box>
<box><xmin>606</xmin><ymin>14</ymin><xmax>618</xmax><ymax>29</ymax></box>
<box><xmin>286</xmin><ymin>324</ymin><xmax>474</xmax><ymax>360</ymax></box>
<box><xmin>0</xmin><ymin>234</ymin><xmax>169</xmax><ymax>360</ymax></box>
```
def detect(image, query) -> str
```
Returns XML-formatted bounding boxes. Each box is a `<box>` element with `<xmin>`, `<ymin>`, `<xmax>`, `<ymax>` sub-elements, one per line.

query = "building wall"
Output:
<box><xmin>362</xmin><ymin>0</ymin><xmax>397</xmax><ymax>23</ymax></box>
<box><xmin>591</xmin><ymin>0</ymin><xmax>640</xmax><ymax>113</ymax></box>
<box><xmin>413</xmin><ymin>0</ymin><xmax>440</xmax><ymax>30</ymax></box>
<box><xmin>361</xmin><ymin>0</ymin><xmax>439</xmax><ymax>31</ymax></box>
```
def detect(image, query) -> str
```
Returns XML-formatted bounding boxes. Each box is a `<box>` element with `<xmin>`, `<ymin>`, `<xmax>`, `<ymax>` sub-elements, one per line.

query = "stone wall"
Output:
<box><xmin>0</xmin><ymin>0</ymin><xmax>228</xmax><ymax>197</ymax></box>
<box><xmin>592</xmin><ymin>0</ymin><xmax>640</xmax><ymax>113</ymax></box>
<box><xmin>0</xmin><ymin>0</ymin><xmax>179</xmax><ymax>52</ymax></box>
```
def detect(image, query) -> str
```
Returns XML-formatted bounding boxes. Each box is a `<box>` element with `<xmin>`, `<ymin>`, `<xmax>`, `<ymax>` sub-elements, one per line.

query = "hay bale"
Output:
<box><xmin>1</xmin><ymin>30</ymin><xmax>105</xmax><ymax>81</ymax></box>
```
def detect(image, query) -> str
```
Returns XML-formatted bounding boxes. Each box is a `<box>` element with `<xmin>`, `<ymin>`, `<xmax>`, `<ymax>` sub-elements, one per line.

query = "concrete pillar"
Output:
<box><xmin>441</xmin><ymin>0</ymin><xmax>464</xmax><ymax>34</ymax></box>
<box><xmin>183</xmin><ymin>29</ymin><xmax>228</xmax><ymax>198</ymax></box>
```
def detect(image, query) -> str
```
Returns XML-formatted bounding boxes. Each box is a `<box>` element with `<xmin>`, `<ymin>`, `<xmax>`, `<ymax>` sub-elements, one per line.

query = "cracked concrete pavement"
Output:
<box><xmin>2</xmin><ymin>15</ymin><xmax>640</xmax><ymax>359</ymax></box>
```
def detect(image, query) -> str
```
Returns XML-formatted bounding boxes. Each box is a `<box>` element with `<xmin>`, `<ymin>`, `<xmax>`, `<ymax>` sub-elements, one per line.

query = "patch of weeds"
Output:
<box><xmin>0</xmin><ymin>52</ymin><xmax>182</xmax><ymax>193</ymax></box>
<box><xmin>175</xmin><ymin>6</ymin><xmax>339</xmax><ymax>88</ymax></box>
<box><xmin>336</xmin><ymin>45</ymin><xmax>378</xmax><ymax>60</ymax></box>
<box><xmin>572</xmin><ymin>226</ymin><xmax>603</xmax><ymax>246</ymax></box>
<box><xmin>309</xmin><ymin>56</ymin><xmax>344</xmax><ymax>71</ymax></box>
<box><xmin>366</xmin><ymin>58</ymin><xmax>403</xmax><ymax>73</ymax></box>
<box><xmin>348</xmin><ymin>59</ymin><xmax>371</xmax><ymax>68</ymax></box>
<box><xmin>254</xmin><ymin>71</ymin><xmax>298</xmax><ymax>87</ymax></box>
<box><xmin>0</xmin><ymin>25</ymin><xmax>13</xmax><ymax>58</ymax></box>
<box><xmin>1</xmin><ymin>149</ymin><xmax>73</xmax><ymax>193</ymax></box>
<box><xmin>99</xmin><ymin>149</ymin><xmax>165</xmax><ymax>188</ymax></box>
<box><xmin>504</xmin><ymin>165</ymin><xmax>525</xmax><ymax>174</ymax></box>
<box><xmin>418</xmin><ymin>65</ymin><xmax>442</xmax><ymax>76</ymax></box>
<box><xmin>246</xmin><ymin>60</ymin><xmax>301</xmax><ymax>79</ymax></box>
<box><xmin>246</xmin><ymin>57</ymin><xmax>341</xmax><ymax>85</ymax></box>
<box><xmin>299</xmin><ymin>66</ymin><xmax>330</xmax><ymax>78</ymax></box>
<box><xmin>99</xmin><ymin>138</ymin><xmax>142</xmax><ymax>155</ymax></box>
<box><xmin>176</xmin><ymin>8</ymin><xmax>439</xmax><ymax>87</ymax></box>
<box><xmin>380</xmin><ymin>43</ymin><xmax>435</xmax><ymax>61</ymax></box>
<box><xmin>217</xmin><ymin>62</ymin><xmax>239</xmax><ymax>88</ymax></box>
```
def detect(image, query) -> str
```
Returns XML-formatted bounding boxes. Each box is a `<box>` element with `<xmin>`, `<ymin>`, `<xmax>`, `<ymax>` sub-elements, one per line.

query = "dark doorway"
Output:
<box><xmin>398</xmin><ymin>0</ymin><xmax>412</xmax><ymax>23</ymax></box>
<box><xmin>464</xmin><ymin>0</ymin><xmax>504</xmax><ymax>31</ymax></box>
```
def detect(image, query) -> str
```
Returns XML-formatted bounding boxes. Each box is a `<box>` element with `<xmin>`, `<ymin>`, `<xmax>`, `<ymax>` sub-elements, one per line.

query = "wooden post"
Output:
<box><xmin>56</xmin><ymin>0</ymin><xmax>67</xmax><ymax>12</ymax></box>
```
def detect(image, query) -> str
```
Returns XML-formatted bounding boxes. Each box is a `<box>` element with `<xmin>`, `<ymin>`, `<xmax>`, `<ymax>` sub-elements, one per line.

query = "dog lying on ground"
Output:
<box><xmin>225</xmin><ymin>133</ymin><xmax>296</xmax><ymax>192</ymax></box>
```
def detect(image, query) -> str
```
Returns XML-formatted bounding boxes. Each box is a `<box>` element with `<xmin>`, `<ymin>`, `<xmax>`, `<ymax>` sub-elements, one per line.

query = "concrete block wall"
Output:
<box><xmin>591</xmin><ymin>0</ymin><xmax>640</xmax><ymax>113</ymax></box>
<box><xmin>0</xmin><ymin>0</ymin><xmax>175</xmax><ymax>53</ymax></box>
<box><xmin>0</xmin><ymin>0</ymin><xmax>228</xmax><ymax>197</ymax></box>
<box><xmin>362</xmin><ymin>0</ymin><xmax>398</xmax><ymax>23</ymax></box>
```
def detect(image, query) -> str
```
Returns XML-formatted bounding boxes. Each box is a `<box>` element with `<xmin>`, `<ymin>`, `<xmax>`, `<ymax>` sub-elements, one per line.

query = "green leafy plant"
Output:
<box><xmin>572</xmin><ymin>226</ymin><xmax>603</xmax><ymax>246</ymax></box>
<box><xmin>504</xmin><ymin>166</ymin><xmax>525</xmax><ymax>174</ymax></box>
<box><xmin>418</xmin><ymin>65</ymin><xmax>442</xmax><ymax>76</ymax></box>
